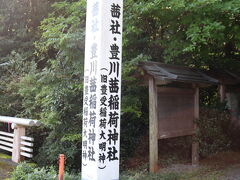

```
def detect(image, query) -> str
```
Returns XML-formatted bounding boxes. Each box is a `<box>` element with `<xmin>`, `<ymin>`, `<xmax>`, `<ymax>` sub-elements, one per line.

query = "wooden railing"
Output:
<box><xmin>0</xmin><ymin>131</ymin><xmax>14</xmax><ymax>153</ymax></box>
<box><xmin>0</xmin><ymin>116</ymin><xmax>40</xmax><ymax>163</ymax></box>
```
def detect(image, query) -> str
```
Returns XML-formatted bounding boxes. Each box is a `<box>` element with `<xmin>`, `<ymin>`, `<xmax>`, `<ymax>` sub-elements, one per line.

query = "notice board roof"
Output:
<box><xmin>204</xmin><ymin>70</ymin><xmax>240</xmax><ymax>85</ymax></box>
<box><xmin>139</xmin><ymin>61</ymin><xmax>218</xmax><ymax>85</ymax></box>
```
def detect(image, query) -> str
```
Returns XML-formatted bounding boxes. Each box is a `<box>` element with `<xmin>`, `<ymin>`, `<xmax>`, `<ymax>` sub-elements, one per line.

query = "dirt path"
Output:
<box><xmin>0</xmin><ymin>154</ymin><xmax>17</xmax><ymax>179</ymax></box>
<box><xmin>159</xmin><ymin>151</ymin><xmax>240</xmax><ymax>179</ymax></box>
<box><xmin>202</xmin><ymin>151</ymin><xmax>240</xmax><ymax>179</ymax></box>
<box><xmin>220</xmin><ymin>164</ymin><xmax>240</xmax><ymax>180</ymax></box>
<box><xmin>0</xmin><ymin>168</ymin><xmax>11</xmax><ymax>179</ymax></box>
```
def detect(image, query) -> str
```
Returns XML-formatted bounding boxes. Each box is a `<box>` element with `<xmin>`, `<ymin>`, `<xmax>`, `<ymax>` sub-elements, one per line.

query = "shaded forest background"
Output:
<box><xmin>0</xmin><ymin>0</ymin><xmax>239</xmax><ymax>171</ymax></box>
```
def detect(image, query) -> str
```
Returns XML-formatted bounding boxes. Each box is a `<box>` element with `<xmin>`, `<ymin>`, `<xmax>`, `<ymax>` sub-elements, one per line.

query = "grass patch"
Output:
<box><xmin>120</xmin><ymin>171</ymin><xmax>181</xmax><ymax>180</ymax></box>
<box><xmin>120</xmin><ymin>167</ymin><xmax>222</xmax><ymax>180</ymax></box>
<box><xmin>181</xmin><ymin>167</ymin><xmax>223</xmax><ymax>180</ymax></box>
<box><xmin>0</xmin><ymin>161</ymin><xmax>13</xmax><ymax>170</ymax></box>
<box><xmin>0</xmin><ymin>161</ymin><xmax>15</xmax><ymax>180</ymax></box>
<box><xmin>0</xmin><ymin>153</ymin><xmax>11</xmax><ymax>159</ymax></box>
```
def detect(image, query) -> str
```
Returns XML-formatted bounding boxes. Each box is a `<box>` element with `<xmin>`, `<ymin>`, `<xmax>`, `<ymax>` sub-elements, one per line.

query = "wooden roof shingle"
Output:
<box><xmin>139</xmin><ymin>61</ymin><xmax>218</xmax><ymax>85</ymax></box>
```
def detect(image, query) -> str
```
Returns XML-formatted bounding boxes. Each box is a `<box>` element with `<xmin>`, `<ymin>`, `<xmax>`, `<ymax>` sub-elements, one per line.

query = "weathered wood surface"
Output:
<box><xmin>149</xmin><ymin>77</ymin><xmax>159</xmax><ymax>173</ymax></box>
<box><xmin>157</xmin><ymin>87</ymin><xmax>195</xmax><ymax>139</ymax></box>
<box><xmin>139</xmin><ymin>61</ymin><xmax>218</xmax><ymax>85</ymax></box>
<box><xmin>192</xmin><ymin>87</ymin><xmax>199</xmax><ymax>166</ymax></box>
<box><xmin>12</xmin><ymin>125</ymin><xmax>25</xmax><ymax>163</ymax></box>
<box><xmin>219</xmin><ymin>84</ymin><xmax>226</xmax><ymax>102</ymax></box>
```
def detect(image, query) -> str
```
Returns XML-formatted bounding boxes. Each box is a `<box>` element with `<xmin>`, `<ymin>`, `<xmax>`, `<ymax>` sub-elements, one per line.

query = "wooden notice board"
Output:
<box><xmin>157</xmin><ymin>87</ymin><xmax>195</xmax><ymax>139</ymax></box>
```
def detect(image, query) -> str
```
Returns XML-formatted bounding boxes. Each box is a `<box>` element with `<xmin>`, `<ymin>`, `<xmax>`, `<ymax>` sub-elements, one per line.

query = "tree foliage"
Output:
<box><xmin>124</xmin><ymin>0</ymin><xmax>240</xmax><ymax>69</ymax></box>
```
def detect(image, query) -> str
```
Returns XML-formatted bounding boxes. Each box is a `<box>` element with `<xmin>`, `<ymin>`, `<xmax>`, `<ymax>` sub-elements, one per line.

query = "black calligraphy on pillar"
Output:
<box><xmin>104</xmin><ymin>2</ymin><xmax>121</xmax><ymax>165</ymax></box>
<box><xmin>90</xmin><ymin>61</ymin><xmax>97</xmax><ymax>75</ymax></box>
<box><xmin>101</xmin><ymin>75</ymin><xmax>107</xmax><ymax>83</ymax></box>
<box><xmin>90</xmin><ymin>77</ymin><xmax>97</xmax><ymax>92</ymax></box>
<box><xmin>109</xmin><ymin>44</ymin><xmax>120</xmax><ymax>60</ymax></box>
<box><xmin>107</xmin><ymin>146</ymin><xmax>118</xmax><ymax>161</ymax></box>
<box><xmin>85</xmin><ymin>0</ymin><xmax>101</xmax><ymax>166</ymax></box>
<box><xmin>109</xmin><ymin>62</ymin><xmax>119</xmax><ymax>77</ymax></box>
<box><xmin>108</xmin><ymin>111</ymin><xmax>119</xmax><ymax>128</ymax></box>
<box><xmin>83</xmin><ymin>107</ymin><xmax>89</xmax><ymax>117</ymax></box>
<box><xmin>84</xmin><ymin>0</ymin><xmax>112</xmax><ymax>168</ymax></box>
<box><xmin>84</xmin><ymin>85</ymin><xmax>89</xmax><ymax>95</ymax></box>
<box><xmin>82</xmin><ymin>150</ymin><xmax>87</xmax><ymax>160</ymax></box>
<box><xmin>89</xmin><ymin>111</ymin><xmax>96</xmax><ymax>128</ymax></box>
<box><xmin>109</xmin><ymin>77</ymin><xmax>119</xmax><ymax>93</ymax></box>
<box><xmin>83</xmin><ymin>140</ymin><xmax>88</xmax><ymax>150</ymax></box>
<box><xmin>83</xmin><ymin>74</ymin><xmax>90</xmax><ymax>165</ymax></box>
<box><xmin>100</xmin><ymin>96</ymin><xmax>107</xmax><ymax>106</ymax></box>
<box><xmin>99</xmin><ymin>153</ymin><xmax>106</xmax><ymax>163</ymax></box>
<box><xmin>88</xmin><ymin>146</ymin><xmax>96</xmax><ymax>161</ymax></box>
<box><xmin>100</xmin><ymin>130</ymin><xmax>106</xmax><ymax>140</ymax></box>
<box><xmin>107</xmin><ymin>129</ymin><xmax>119</xmax><ymax>145</ymax></box>
<box><xmin>108</xmin><ymin>95</ymin><xmax>119</xmax><ymax>110</ymax></box>
<box><xmin>88</xmin><ymin>129</ymin><xmax>96</xmax><ymax>145</ymax></box>
<box><xmin>100</xmin><ymin>107</ymin><xmax>107</xmax><ymax>117</ymax></box>
<box><xmin>83</xmin><ymin>129</ymin><xmax>87</xmax><ymax>137</ymax></box>
<box><xmin>84</xmin><ymin>96</ymin><xmax>88</xmax><ymax>106</ymax></box>
<box><xmin>89</xmin><ymin>94</ymin><xmax>97</xmax><ymax>109</ymax></box>
<box><xmin>100</xmin><ymin>84</ymin><xmax>107</xmax><ymax>95</ymax></box>
<box><xmin>100</xmin><ymin>118</ymin><xmax>107</xmax><ymax>129</ymax></box>
<box><xmin>110</xmin><ymin>20</ymin><xmax>121</xmax><ymax>34</ymax></box>
<box><xmin>111</xmin><ymin>4</ymin><xmax>121</xmax><ymax>18</ymax></box>
<box><xmin>98</xmin><ymin>71</ymin><xmax>109</xmax><ymax>168</ymax></box>
<box><xmin>83</xmin><ymin>117</ymin><xmax>88</xmax><ymax>127</ymax></box>
<box><xmin>99</xmin><ymin>142</ymin><xmax>106</xmax><ymax>151</ymax></box>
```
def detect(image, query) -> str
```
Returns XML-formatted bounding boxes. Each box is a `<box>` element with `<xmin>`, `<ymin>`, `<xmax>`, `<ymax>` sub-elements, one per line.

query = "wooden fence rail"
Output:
<box><xmin>0</xmin><ymin>131</ymin><xmax>13</xmax><ymax>153</ymax></box>
<box><xmin>0</xmin><ymin>116</ymin><xmax>40</xmax><ymax>163</ymax></box>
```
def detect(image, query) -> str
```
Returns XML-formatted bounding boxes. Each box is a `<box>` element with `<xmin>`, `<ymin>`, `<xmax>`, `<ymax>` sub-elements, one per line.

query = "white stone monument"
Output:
<box><xmin>81</xmin><ymin>0</ymin><xmax>123</xmax><ymax>180</ymax></box>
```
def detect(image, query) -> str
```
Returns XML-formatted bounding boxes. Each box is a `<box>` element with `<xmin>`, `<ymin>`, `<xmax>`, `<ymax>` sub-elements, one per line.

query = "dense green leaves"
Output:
<box><xmin>124</xmin><ymin>0</ymin><xmax>240</xmax><ymax>68</ymax></box>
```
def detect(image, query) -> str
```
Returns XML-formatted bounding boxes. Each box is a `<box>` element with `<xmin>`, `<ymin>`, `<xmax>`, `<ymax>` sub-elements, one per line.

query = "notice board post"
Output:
<box><xmin>149</xmin><ymin>77</ymin><xmax>159</xmax><ymax>173</ymax></box>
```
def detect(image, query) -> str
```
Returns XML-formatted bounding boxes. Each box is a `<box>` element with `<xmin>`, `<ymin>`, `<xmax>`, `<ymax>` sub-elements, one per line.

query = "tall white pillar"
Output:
<box><xmin>81</xmin><ymin>1</ymin><xmax>123</xmax><ymax>180</ymax></box>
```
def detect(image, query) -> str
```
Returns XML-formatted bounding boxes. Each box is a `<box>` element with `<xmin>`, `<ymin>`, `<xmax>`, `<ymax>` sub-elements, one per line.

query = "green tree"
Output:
<box><xmin>27</xmin><ymin>1</ymin><xmax>86</xmax><ymax>169</ymax></box>
<box><xmin>0</xmin><ymin>0</ymin><xmax>51</xmax><ymax>116</ymax></box>
<box><xmin>124</xmin><ymin>0</ymin><xmax>240</xmax><ymax>69</ymax></box>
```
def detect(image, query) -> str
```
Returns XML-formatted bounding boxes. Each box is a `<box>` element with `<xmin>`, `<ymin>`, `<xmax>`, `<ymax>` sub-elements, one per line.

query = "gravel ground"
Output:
<box><xmin>0</xmin><ymin>157</ymin><xmax>17</xmax><ymax>179</ymax></box>
<box><xmin>0</xmin><ymin>169</ymin><xmax>11</xmax><ymax>179</ymax></box>
<box><xmin>157</xmin><ymin>151</ymin><xmax>240</xmax><ymax>180</ymax></box>
<box><xmin>159</xmin><ymin>163</ymin><xmax>240</xmax><ymax>179</ymax></box>
<box><xmin>220</xmin><ymin>164</ymin><xmax>240</xmax><ymax>180</ymax></box>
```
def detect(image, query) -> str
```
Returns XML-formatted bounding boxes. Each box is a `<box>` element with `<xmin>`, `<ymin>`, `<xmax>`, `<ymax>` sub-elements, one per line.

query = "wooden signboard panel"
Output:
<box><xmin>157</xmin><ymin>87</ymin><xmax>195</xmax><ymax>139</ymax></box>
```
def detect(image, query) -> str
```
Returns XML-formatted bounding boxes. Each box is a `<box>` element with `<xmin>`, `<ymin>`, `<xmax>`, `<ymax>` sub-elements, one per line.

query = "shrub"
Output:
<box><xmin>11</xmin><ymin>162</ymin><xmax>57</xmax><ymax>180</ymax></box>
<box><xmin>25</xmin><ymin>167</ymin><xmax>57</xmax><ymax>180</ymax></box>
<box><xmin>64</xmin><ymin>173</ymin><xmax>81</xmax><ymax>180</ymax></box>
<box><xmin>11</xmin><ymin>162</ymin><xmax>36</xmax><ymax>180</ymax></box>
<box><xmin>196</xmin><ymin>108</ymin><xmax>231</xmax><ymax>157</ymax></box>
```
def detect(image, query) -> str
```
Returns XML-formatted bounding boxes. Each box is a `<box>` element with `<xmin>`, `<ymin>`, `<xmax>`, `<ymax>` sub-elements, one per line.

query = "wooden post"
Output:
<box><xmin>12</xmin><ymin>125</ymin><xmax>25</xmax><ymax>163</ymax></box>
<box><xmin>149</xmin><ymin>77</ymin><xmax>159</xmax><ymax>173</ymax></box>
<box><xmin>219</xmin><ymin>84</ymin><xmax>226</xmax><ymax>102</ymax></box>
<box><xmin>192</xmin><ymin>86</ymin><xmax>199</xmax><ymax>166</ymax></box>
<box><xmin>59</xmin><ymin>154</ymin><xmax>65</xmax><ymax>180</ymax></box>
